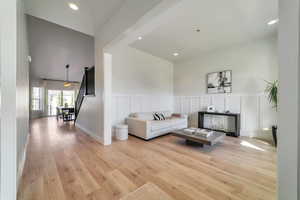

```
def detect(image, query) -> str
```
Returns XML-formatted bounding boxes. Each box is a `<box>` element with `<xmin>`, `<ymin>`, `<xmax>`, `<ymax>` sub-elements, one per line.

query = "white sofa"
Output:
<box><xmin>126</xmin><ymin>111</ymin><xmax>188</xmax><ymax>140</ymax></box>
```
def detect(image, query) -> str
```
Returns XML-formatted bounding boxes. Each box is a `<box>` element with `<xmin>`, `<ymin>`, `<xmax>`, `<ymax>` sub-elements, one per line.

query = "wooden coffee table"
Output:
<box><xmin>172</xmin><ymin>129</ymin><xmax>225</xmax><ymax>147</ymax></box>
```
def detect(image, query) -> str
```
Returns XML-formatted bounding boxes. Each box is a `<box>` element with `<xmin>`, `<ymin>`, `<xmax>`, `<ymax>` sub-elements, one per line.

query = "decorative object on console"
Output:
<box><xmin>183</xmin><ymin>128</ymin><xmax>214</xmax><ymax>138</ymax></box>
<box><xmin>207</xmin><ymin>70</ymin><xmax>232</xmax><ymax>94</ymax></box>
<box><xmin>207</xmin><ymin>105</ymin><xmax>216</xmax><ymax>112</ymax></box>
<box><xmin>265</xmin><ymin>80</ymin><xmax>278</xmax><ymax>147</ymax></box>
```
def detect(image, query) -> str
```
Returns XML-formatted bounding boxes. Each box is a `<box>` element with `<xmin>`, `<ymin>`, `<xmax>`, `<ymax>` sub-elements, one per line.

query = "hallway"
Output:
<box><xmin>18</xmin><ymin>117</ymin><xmax>277</xmax><ymax>200</ymax></box>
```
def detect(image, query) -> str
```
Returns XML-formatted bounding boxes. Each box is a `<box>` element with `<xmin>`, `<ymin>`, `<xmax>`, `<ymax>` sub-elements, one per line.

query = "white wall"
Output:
<box><xmin>75</xmin><ymin>0</ymin><xmax>177</xmax><ymax>145</ymax></box>
<box><xmin>17</xmin><ymin>0</ymin><xmax>30</xmax><ymax>185</ymax></box>
<box><xmin>111</xmin><ymin>45</ymin><xmax>173</xmax><ymax>95</ymax></box>
<box><xmin>278</xmin><ymin>0</ymin><xmax>300</xmax><ymax>199</ymax></box>
<box><xmin>76</xmin><ymin>39</ymin><xmax>104</xmax><ymax>143</ymax></box>
<box><xmin>108</xmin><ymin>45</ymin><xmax>173</xmax><ymax>126</ymax></box>
<box><xmin>27</xmin><ymin>15</ymin><xmax>95</xmax><ymax>82</ymax></box>
<box><xmin>0</xmin><ymin>0</ymin><xmax>30</xmax><ymax>199</ymax></box>
<box><xmin>174</xmin><ymin>36</ymin><xmax>278</xmax><ymax>95</ymax></box>
<box><xmin>173</xmin><ymin>36</ymin><xmax>278</xmax><ymax>138</ymax></box>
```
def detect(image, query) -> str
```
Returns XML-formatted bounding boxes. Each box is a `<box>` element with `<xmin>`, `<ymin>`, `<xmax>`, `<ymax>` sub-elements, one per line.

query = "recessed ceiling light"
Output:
<box><xmin>138</xmin><ymin>36</ymin><xmax>143</xmax><ymax>40</ymax></box>
<box><xmin>173</xmin><ymin>52</ymin><xmax>179</xmax><ymax>57</ymax></box>
<box><xmin>267</xmin><ymin>19</ymin><xmax>278</xmax><ymax>26</ymax></box>
<box><xmin>69</xmin><ymin>3</ymin><xmax>79</xmax><ymax>11</ymax></box>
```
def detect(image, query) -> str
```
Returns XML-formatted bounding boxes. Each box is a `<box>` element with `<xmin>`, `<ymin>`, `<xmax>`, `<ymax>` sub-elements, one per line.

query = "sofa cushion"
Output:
<box><xmin>153</xmin><ymin>112</ymin><xmax>166</xmax><ymax>121</ymax></box>
<box><xmin>151</xmin><ymin>118</ymin><xmax>186</xmax><ymax>131</ymax></box>
<box><xmin>131</xmin><ymin>111</ymin><xmax>172</xmax><ymax>121</ymax></box>
<box><xmin>131</xmin><ymin>112</ymin><xmax>154</xmax><ymax>120</ymax></box>
<box><xmin>160</xmin><ymin>111</ymin><xmax>172</xmax><ymax>118</ymax></box>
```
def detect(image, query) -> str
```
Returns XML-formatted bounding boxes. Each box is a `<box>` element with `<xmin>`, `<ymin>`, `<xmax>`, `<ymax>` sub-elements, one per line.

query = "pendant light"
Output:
<box><xmin>64</xmin><ymin>64</ymin><xmax>72</xmax><ymax>87</ymax></box>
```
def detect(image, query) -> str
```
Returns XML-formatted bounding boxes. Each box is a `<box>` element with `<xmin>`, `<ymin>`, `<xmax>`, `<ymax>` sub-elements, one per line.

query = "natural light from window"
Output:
<box><xmin>240</xmin><ymin>141</ymin><xmax>265</xmax><ymax>152</ymax></box>
<box><xmin>32</xmin><ymin>87</ymin><xmax>42</xmax><ymax>111</ymax></box>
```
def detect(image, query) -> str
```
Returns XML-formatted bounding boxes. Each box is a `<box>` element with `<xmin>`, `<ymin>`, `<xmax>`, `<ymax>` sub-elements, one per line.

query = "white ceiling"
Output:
<box><xmin>25</xmin><ymin>0</ymin><xmax>125</xmax><ymax>35</ymax></box>
<box><xmin>130</xmin><ymin>0</ymin><xmax>278</xmax><ymax>62</ymax></box>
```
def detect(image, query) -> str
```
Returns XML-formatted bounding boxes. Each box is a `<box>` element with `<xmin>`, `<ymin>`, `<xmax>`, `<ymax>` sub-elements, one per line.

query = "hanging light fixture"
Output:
<box><xmin>64</xmin><ymin>64</ymin><xmax>72</xmax><ymax>87</ymax></box>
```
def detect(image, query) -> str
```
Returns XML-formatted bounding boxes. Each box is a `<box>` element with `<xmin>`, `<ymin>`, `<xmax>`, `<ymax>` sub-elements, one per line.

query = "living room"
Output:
<box><xmin>5</xmin><ymin>0</ymin><xmax>298</xmax><ymax>199</ymax></box>
<box><xmin>102</xmin><ymin>0</ymin><xmax>278</xmax><ymax>144</ymax></box>
<box><xmin>73</xmin><ymin>1</ymin><xmax>278</xmax><ymax>198</ymax></box>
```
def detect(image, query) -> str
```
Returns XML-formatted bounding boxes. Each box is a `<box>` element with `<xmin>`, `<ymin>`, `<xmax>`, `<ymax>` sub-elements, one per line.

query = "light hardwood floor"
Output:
<box><xmin>18</xmin><ymin>117</ymin><xmax>277</xmax><ymax>200</ymax></box>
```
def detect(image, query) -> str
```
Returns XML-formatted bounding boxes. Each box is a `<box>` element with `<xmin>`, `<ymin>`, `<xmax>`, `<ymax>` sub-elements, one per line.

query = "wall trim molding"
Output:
<box><xmin>75</xmin><ymin>123</ymin><xmax>104</xmax><ymax>145</ymax></box>
<box><xmin>111</xmin><ymin>94</ymin><xmax>173</xmax><ymax>126</ymax></box>
<box><xmin>17</xmin><ymin>133</ymin><xmax>30</xmax><ymax>188</ymax></box>
<box><xmin>110</xmin><ymin>93</ymin><xmax>275</xmax><ymax>139</ymax></box>
<box><xmin>174</xmin><ymin>94</ymin><xmax>276</xmax><ymax>138</ymax></box>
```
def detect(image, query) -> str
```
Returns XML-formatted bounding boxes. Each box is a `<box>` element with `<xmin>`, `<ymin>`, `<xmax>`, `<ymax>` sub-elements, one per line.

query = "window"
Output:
<box><xmin>47</xmin><ymin>90</ymin><xmax>61</xmax><ymax>116</ymax></box>
<box><xmin>62</xmin><ymin>90</ymin><xmax>75</xmax><ymax>107</ymax></box>
<box><xmin>47</xmin><ymin>90</ymin><xmax>75</xmax><ymax>116</ymax></box>
<box><xmin>32</xmin><ymin>87</ymin><xmax>42</xmax><ymax>111</ymax></box>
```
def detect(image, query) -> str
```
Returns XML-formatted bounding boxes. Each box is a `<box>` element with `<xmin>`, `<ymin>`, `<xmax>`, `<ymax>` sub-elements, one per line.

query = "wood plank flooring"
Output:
<box><xmin>18</xmin><ymin>117</ymin><xmax>277</xmax><ymax>200</ymax></box>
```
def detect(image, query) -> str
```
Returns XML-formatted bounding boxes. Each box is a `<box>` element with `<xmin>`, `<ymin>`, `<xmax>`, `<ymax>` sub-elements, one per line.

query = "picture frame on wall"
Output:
<box><xmin>207</xmin><ymin>70</ymin><xmax>232</xmax><ymax>94</ymax></box>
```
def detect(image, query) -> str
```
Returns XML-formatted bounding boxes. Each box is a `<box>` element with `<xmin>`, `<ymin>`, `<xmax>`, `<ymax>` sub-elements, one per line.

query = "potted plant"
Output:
<box><xmin>265</xmin><ymin>80</ymin><xmax>278</xmax><ymax>147</ymax></box>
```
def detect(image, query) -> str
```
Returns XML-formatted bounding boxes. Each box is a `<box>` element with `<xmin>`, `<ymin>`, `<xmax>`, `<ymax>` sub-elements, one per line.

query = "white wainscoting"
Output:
<box><xmin>111</xmin><ymin>94</ymin><xmax>276</xmax><ymax>138</ymax></box>
<box><xmin>112</xmin><ymin>94</ymin><xmax>173</xmax><ymax>126</ymax></box>
<box><xmin>174</xmin><ymin>94</ymin><xmax>277</xmax><ymax>137</ymax></box>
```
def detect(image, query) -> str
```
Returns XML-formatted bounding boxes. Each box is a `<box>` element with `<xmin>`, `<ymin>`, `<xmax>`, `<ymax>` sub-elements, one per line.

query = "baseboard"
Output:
<box><xmin>75</xmin><ymin>123</ymin><xmax>104</xmax><ymax>144</ymax></box>
<box><xmin>17</xmin><ymin>133</ymin><xmax>30</xmax><ymax>188</ymax></box>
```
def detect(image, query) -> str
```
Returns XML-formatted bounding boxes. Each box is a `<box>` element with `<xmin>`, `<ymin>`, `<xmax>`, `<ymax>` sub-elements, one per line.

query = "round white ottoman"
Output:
<box><xmin>115</xmin><ymin>124</ymin><xmax>128</xmax><ymax>140</ymax></box>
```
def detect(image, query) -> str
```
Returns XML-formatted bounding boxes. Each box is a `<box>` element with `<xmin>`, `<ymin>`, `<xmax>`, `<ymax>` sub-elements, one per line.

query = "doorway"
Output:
<box><xmin>47</xmin><ymin>90</ymin><xmax>76</xmax><ymax>116</ymax></box>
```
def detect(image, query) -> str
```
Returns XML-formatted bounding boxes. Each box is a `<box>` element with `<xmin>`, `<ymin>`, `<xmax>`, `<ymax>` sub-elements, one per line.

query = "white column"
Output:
<box><xmin>103</xmin><ymin>53</ymin><xmax>112</xmax><ymax>145</ymax></box>
<box><xmin>0</xmin><ymin>0</ymin><xmax>18</xmax><ymax>199</ymax></box>
<box><xmin>278</xmin><ymin>0</ymin><xmax>300</xmax><ymax>199</ymax></box>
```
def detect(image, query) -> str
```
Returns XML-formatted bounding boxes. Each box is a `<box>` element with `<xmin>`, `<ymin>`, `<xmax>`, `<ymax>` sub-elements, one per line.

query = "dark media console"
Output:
<box><xmin>198</xmin><ymin>111</ymin><xmax>240</xmax><ymax>137</ymax></box>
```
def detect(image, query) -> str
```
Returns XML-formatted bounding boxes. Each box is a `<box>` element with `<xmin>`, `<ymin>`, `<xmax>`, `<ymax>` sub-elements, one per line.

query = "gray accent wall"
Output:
<box><xmin>27</xmin><ymin>15</ymin><xmax>95</xmax><ymax>82</ymax></box>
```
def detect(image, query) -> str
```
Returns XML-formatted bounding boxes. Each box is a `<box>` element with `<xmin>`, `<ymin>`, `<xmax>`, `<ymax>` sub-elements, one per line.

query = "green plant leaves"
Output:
<box><xmin>265</xmin><ymin>80</ymin><xmax>278</xmax><ymax>111</ymax></box>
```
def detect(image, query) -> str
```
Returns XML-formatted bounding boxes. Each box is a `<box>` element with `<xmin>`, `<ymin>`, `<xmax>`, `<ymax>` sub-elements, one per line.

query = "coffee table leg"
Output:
<box><xmin>186</xmin><ymin>140</ymin><xmax>204</xmax><ymax>147</ymax></box>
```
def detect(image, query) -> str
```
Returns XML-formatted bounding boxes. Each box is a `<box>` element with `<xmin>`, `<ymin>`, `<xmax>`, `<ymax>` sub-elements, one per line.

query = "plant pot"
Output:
<box><xmin>272</xmin><ymin>125</ymin><xmax>277</xmax><ymax>147</ymax></box>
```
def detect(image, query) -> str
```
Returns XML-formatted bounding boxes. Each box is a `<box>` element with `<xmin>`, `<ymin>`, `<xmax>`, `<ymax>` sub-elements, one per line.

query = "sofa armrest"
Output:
<box><xmin>126</xmin><ymin>117</ymin><xmax>151</xmax><ymax>138</ymax></box>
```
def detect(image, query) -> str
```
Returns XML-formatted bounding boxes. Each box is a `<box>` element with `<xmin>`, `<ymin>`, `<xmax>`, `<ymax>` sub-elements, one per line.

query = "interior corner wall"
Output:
<box><xmin>109</xmin><ymin>45</ymin><xmax>174</xmax><ymax>127</ymax></box>
<box><xmin>75</xmin><ymin>38</ymin><xmax>104</xmax><ymax>144</ymax></box>
<box><xmin>173</xmin><ymin>36</ymin><xmax>278</xmax><ymax>138</ymax></box>
<box><xmin>0</xmin><ymin>0</ymin><xmax>30</xmax><ymax>198</ymax></box>
<box><xmin>17</xmin><ymin>0</ymin><xmax>30</xmax><ymax>186</ymax></box>
<box><xmin>30</xmin><ymin>79</ymin><xmax>44</xmax><ymax>119</ymax></box>
<box><xmin>0</xmin><ymin>0</ymin><xmax>18</xmax><ymax>198</ymax></box>
<box><xmin>75</xmin><ymin>0</ymin><xmax>176</xmax><ymax>145</ymax></box>
<box><xmin>278</xmin><ymin>0</ymin><xmax>300</xmax><ymax>199</ymax></box>
<box><xmin>27</xmin><ymin>15</ymin><xmax>95</xmax><ymax>83</ymax></box>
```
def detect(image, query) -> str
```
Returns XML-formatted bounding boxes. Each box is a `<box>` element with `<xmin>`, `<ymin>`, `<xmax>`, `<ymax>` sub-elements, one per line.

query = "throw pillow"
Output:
<box><xmin>153</xmin><ymin>113</ymin><xmax>161</xmax><ymax>120</ymax></box>
<box><xmin>153</xmin><ymin>113</ymin><xmax>166</xmax><ymax>121</ymax></box>
<box><xmin>159</xmin><ymin>113</ymin><xmax>166</xmax><ymax>120</ymax></box>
